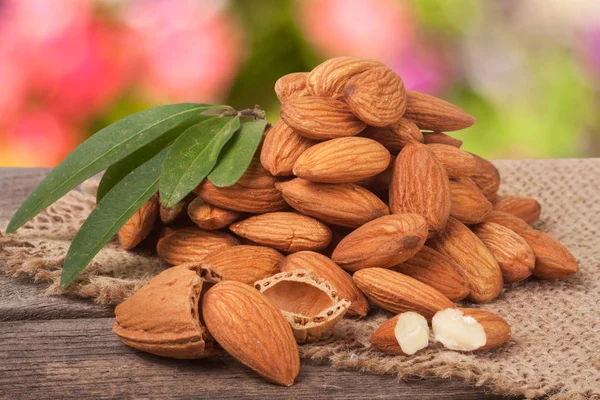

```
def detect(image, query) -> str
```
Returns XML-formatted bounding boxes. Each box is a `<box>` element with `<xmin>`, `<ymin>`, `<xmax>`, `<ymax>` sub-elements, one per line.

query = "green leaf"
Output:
<box><xmin>60</xmin><ymin>148</ymin><xmax>168</xmax><ymax>288</ymax></box>
<box><xmin>96</xmin><ymin>113</ymin><xmax>213</xmax><ymax>202</ymax></box>
<box><xmin>7</xmin><ymin>103</ymin><xmax>220</xmax><ymax>234</ymax></box>
<box><xmin>208</xmin><ymin>119</ymin><xmax>267</xmax><ymax>187</ymax></box>
<box><xmin>159</xmin><ymin>116</ymin><xmax>240</xmax><ymax>208</ymax></box>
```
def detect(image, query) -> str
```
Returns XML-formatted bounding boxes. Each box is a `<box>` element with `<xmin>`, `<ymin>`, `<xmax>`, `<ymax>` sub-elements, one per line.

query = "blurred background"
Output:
<box><xmin>0</xmin><ymin>0</ymin><xmax>599</xmax><ymax>167</ymax></box>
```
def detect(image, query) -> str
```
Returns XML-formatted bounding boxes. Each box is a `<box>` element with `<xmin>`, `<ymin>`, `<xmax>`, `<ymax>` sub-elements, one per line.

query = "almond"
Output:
<box><xmin>280</xmin><ymin>251</ymin><xmax>370</xmax><ymax>317</ymax></box>
<box><xmin>389</xmin><ymin>143</ymin><xmax>451</xmax><ymax>236</ymax></box>
<box><xmin>255</xmin><ymin>269</ymin><xmax>350</xmax><ymax>343</ymax></box>
<box><xmin>280</xmin><ymin>96</ymin><xmax>366</xmax><ymax>140</ymax></box>
<box><xmin>484</xmin><ymin>211</ymin><xmax>579</xmax><ymax>280</ymax></box>
<box><xmin>423</xmin><ymin>131</ymin><xmax>463</xmax><ymax>148</ymax></box>
<box><xmin>432</xmin><ymin>308</ymin><xmax>511</xmax><ymax>351</ymax></box>
<box><xmin>306</xmin><ymin>56</ymin><xmax>383</xmax><ymax>99</ymax></box>
<box><xmin>403</xmin><ymin>91</ymin><xmax>476</xmax><ymax>131</ymax></box>
<box><xmin>293</xmin><ymin>137</ymin><xmax>391</xmax><ymax>183</ymax></box>
<box><xmin>194</xmin><ymin>181</ymin><xmax>287</xmax><ymax>213</ymax></box>
<box><xmin>492</xmin><ymin>195</ymin><xmax>542</xmax><ymax>225</ymax></box>
<box><xmin>202</xmin><ymin>245</ymin><xmax>283</xmax><ymax>285</ymax></box>
<box><xmin>229</xmin><ymin>212</ymin><xmax>332</xmax><ymax>253</ymax></box>
<box><xmin>157</xmin><ymin>227</ymin><xmax>239</xmax><ymax>265</ymax></box>
<box><xmin>393</xmin><ymin>245</ymin><xmax>470</xmax><ymax>301</ymax></box>
<box><xmin>343</xmin><ymin>66</ymin><xmax>406</xmax><ymax>127</ymax></box>
<box><xmin>361</xmin><ymin>119</ymin><xmax>423</xmax><ymax>154</ymax></box>
<box><xmin>188</xmin><ymin>197</ymin><xmax>242</xmax><ymax>230</ymax></box>
<box><xmin>472</xmin><ymin>222</ymin><xmax>535</xmax><ymax>284</ymax></box>
<box><xmin>202</xmin><ymin>281</ymin><xmax>300</xmax><ymax>386</ymax></box>
<box><xmin>276</xmin><ymin>178</ymin><xmax>389</xmax><ymax>228</ymax></box>
<box><xmin>332</xmin><ymin>214</ymin><xmax>428</xmax><ymax>272</ymax></box>
<box><xmin>118</xmin><ymin>195</ymin><xmax>159</xmax><ymax>250</ymax></box>
<box><xmin>470</xmin><ymin>154</ymin><xmax>501</xmax><ymax>202</ymax></box>
<box><xmin>428</xmin><ymin>217</ymin><xmax>503</xmax><ymax>303</ymax></box>
<box><xmin>449</xmin><ymin>177</ymin><xmax>493</xmax><ymax>224</ymax></box>
<box><xmin>113</xmin><ymin>264</ymin><xmax>221</xmax><ymax>359</ymax></box>
<box><xmin>235</xmin><ymin>157</ymin><xmax>279</xmax><ymax>189</ymax></box>
<box><xmin>370</xmin><ymin>312</ymin><xmax>430</xmax><ymax>356</ymax></box>
<box><xmin>260</xmin><ymin>120</ymin><xmax>316</xmax><ymax>176</ymax></box>
<box><xmin>356</xmin><ymin>155</ymin><xmax>395</xmax><ymax>194</ymax></box>
<box><xmin>428</xmin><ymin>144</ymin><xmax>478</xmax><ymax>177</ymax></box>
<box><xmin>353</xmin><ymin>268</ymin><xmax>456</xmax><ymax>321</ymax></box>
<box><xmin>274</xmin><ymin>72</ymin><xmax>309</xmax><ymax>103</ymax></box>
<box><xmin>160</xmin><ymin>195</ymin><xmax>192</xmax><ymax>224</ymax></box>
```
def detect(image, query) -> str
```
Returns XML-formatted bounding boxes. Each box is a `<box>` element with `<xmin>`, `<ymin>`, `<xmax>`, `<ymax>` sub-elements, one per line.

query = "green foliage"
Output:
<box><xmin>9</xmin><ymin>104</ymin><xmax>267</xmax><ymax>287</ymax></box>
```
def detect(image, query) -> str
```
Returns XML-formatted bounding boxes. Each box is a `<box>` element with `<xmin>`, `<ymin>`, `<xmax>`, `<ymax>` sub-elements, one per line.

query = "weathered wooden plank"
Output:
<box><xmin>0</xmin><ymin>167</ymin><xmax>50</xmax><ymax>230</ymax></box>
<box><xmin>0</xmin><ymin>318</ymin><xmax>508</xmax><ymax>400</ymax></box>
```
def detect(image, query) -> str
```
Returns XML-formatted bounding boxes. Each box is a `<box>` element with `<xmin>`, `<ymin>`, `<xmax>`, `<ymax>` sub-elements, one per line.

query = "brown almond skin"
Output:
<box><xmin>202</xmin><ymin>281</ymin><xmax>300</xmax><ymax>386</ymax></box>
<box><xmin>356</xmin><ymin>155</ymin><xmax>395</xmax><ymax>194</ymax></box>
<box><xmin>160</xmin><ymin>195</ymin><xmax>193</xmax><ymax>224</ymax></box>
<box><xmin>393</xmin><ymin>246</ymin><xmax>470</xmax><ymax>301</ymax></box>
<box><xmin>361</xmin><ymin>119</ymin><xmax>423</xmax><ymax>154</ymax></box>
<box><xmin>306</xmin><ymin>56</ymin><xmax>383</xmax><ymax>99</ymax></box>
<box><xmin>157</xmin><ymin>227</ymin><xmax>239</xmax><ymax>265</ymax></box>
<box><xmin>428</xmin><ymin>144</ymin><xmax>479</xmax><ymax>177</ymax></box>
<box><xmin>423</xmin><ymin>131</ymin><xmax>463</xmax><ymax>148</ymax></box>
<box><xmin>353</xmin><ymin>268</ymin><xmax>456</xmax><ymax>321</ymax></box>
<box><xmin>470</xmin><ymin>154</ymin><xmax>501</xmax><ymax>202</ymax></box>
<box><xmin>459</xmin><ymin>308</ymin><xmax>511</xmax><ymax>350</ymax></box>
<box><xmin>293</xmin><ymin>137</ymin><xmax>391</xmax><ymax>184</ymax></box>
<box><xmin>280</xmin><ymin>251</ymin><xmax>370</xmax><ymax>317</ymax></box>
<box><xmin>113</xmin><ymin>264</ymin><xmax>220</xmax><ymax>359</ymax></box>
<box><xmin>280</xmin><ymin>96</ymin><xmax>366</xmax><ymax>140</ymax></box>
<box><xmin>428</xmin><ymin>217</ymin><xmax>503</xmax><ymax>303</ymax></box>
<box><xmin>343</xmin><ymin>66</ymin><xmax>406</xmax><ymax>127</ymax></box>
<box><xmin>276</xmin><ymin>178</ymin><xmax>389</xmax><ymax>228</ymax></box>
<box><xmin>332</xmin><ymin>214</ymin><xmax>428</xmax><ymax>272</ymax></box>
<box><xmin>472</xmin><ymin>222</ymin><xmax>535</xmax><ymax>284</ymax></box>
<box><xmin>369</xmin><ymin>315</ymin><xmax>406</xmax><ymax>356</ymax></box>
<box><xmin>449</xmin><ymin>177</ymin><xmax>493</xmax><ymax>224</ymax></box>
<box><xmin>492</xmin><ymin>195</ymin><xmax>542</xmax><ymax>225</ymax></box>
<box><xmin>390</xmin><ymin>143</ymin><xmax>451</xmax><ymax>236</ymax></box>
<box><xmin>229</xmin><ymin>212</ymin><xmax>332</xmax><ymax>253</ymax></box>
<box><xmin>188</xmin><ymin>198</ymin><xmax>242</xmax><ymax>230</ymax></box>
<box><xmin>118</xmin><ymin>196</ymin><xmax>159</xmax><ymax>250</ymax></box>
<box><xmin>202</xmin><ymin>245</ymin><xmax>283</xmax><ymax>286</ymax></box>
<box><xmin>195</xmin><ymin>181</ymin><xmax>287</xmax><ymax>213</ymax></box>
<box><xmin>236</xmin><ymin>157</ymin><xmax>279</xmax><ymax>189</ymax></box>
<box><xmin>403</xmin><ymin>91</ymin><xmax>476</xmax><ymax>131</ymax></box>
<box><xmin>260</xmin><ymin>120</ymin><xmax>316</xmax><ymax>176</ymax></box>
<box><xmin>274</xmin><ymin>72</ymin><xmax>309</xmax><ymax>103</ymax></box>
<box><xmin>484</xmin><ymin>211</ymin><xmax>579</xmax><ymax>280</ymax></box>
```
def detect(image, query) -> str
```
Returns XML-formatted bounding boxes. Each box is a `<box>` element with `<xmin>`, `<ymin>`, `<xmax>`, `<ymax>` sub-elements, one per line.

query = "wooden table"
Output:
<box><xmin>0</xmin><ymin>168</ymin><xmax>510</xmax><ymax>399</ymax></box>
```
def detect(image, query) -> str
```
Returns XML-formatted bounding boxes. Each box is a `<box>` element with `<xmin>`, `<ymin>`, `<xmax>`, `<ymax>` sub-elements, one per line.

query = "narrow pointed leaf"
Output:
<box><xmin>60</xmin><ymin>148</ymin><xmax>168</xmax><ymax>288</ymax></box>
<box><xmin>7</xmin><ymin>103</ymin><xmax>219</xmax><ymax>233</ymax></box>
<box><xmin>96</xmin><ymin>113</ymin><xmax>214</xmax><ymax>202</ymax></box>
<box><xmin>159</xmin><ymin>116</ymin><xmax>240</xmax><ymax>208</ymax></box>
<box><xmin>208</xmin><ymin>119</ymin><xmax>267</xmax><ymax>187</ymax></box>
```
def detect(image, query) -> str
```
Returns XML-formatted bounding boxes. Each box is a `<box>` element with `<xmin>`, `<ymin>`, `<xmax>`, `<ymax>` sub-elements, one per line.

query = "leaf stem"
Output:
<box><xmin>223</xmin><ymin>105</ymin><xmax>267</xmax><ymax>121</ymax></box>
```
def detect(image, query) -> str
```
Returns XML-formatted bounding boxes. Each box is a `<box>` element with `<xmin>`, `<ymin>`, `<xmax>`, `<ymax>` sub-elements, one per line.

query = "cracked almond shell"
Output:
<box><xmin>112</xmin><ymin>264</ymin><xmax>221</xmax><ymax>359</ymax></box>
<box><xmin>255</xmin><ymin>269</ymin><xmax>350</xmax><ymax>343</ymax></box>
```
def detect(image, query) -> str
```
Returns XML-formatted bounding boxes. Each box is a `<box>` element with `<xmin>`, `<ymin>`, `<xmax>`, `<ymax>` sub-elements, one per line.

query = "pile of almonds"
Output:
<box><xmin>112</xmin><ymin>56</ymin><xmax>579</xmax><ymax>386</ymax></box>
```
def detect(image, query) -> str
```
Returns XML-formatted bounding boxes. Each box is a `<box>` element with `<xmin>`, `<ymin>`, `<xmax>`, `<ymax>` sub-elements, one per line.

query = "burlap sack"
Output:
<box><xmin>1</xmin><ymin>159</ymin><xmax>599</xmax><ymax>399</ymax></box>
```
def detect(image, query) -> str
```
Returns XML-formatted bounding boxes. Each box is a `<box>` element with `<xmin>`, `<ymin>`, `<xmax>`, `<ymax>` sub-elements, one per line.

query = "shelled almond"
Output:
<box><xmin>113</xmin><ymin>56</ymin><xmax>579</xmax><ymax>385</ymax></box>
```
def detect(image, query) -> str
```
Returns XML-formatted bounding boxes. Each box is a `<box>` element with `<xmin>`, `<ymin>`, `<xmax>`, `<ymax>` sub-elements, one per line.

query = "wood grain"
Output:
<box><xmin>0</xmin><ymin>168</ymin><xmax>512</xmax><ymax>399</ymax></box>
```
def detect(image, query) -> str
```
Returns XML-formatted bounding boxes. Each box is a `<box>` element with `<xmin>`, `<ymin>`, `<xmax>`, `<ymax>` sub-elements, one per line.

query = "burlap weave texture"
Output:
<box><xmin>1</xmin><ymin>159</ymin><xmax>599</xmax><ymax>399</ymax></box>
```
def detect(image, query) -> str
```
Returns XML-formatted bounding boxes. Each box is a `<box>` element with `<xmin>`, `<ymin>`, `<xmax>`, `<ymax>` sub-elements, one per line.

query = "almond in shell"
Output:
<box><xmin>113</xmin><ymin>264</ymin><xmax>221</xmax><ymax>359</ymax></box>
<box><xmin>353</xmin><ymin>268</ymin><xmax>456</xmax><ymax>321</ymax></box>
<box><xmin>332</xmin><ymin>214</ymin><xmax>428</xmax><ymax>272</ymax></box>
<box><xmin>118</xmin><ymin>195</ymin><xmax>159</xmax><ymax>250</ymax></box>
<box><xmin>255</xmin><ymin>269</ymin><xmax>350</xmax><ymax>343</ymax></box>
<box><xmin>343</xmin><ymin>66</ymin><xmax>407</xmax><ymax>127</ymax></box>
<box><xmin>202</xmin><ymin>245</ymin><xmax>283</xmax><ymax>285</ymax></box>
<box><xmin>280</xmin><ymin>96</ymin><xmax>366</xmax><ymax>140</ymax></box>
<box><xmin>428</xmin><ymin>217</ymin><xmax>503</xmax><ymax>303</ymax></box>
<box><xmin>280</xmin><ymin>251</ymin><xmax>369</xmax><ymax>317</ymax></box>
<box><xmin>276</xmin><ymin>178</ymin><xmax>389</xmax><ymax>228</ymax></box>
<box><xmin>293</xmin><ymin>137</ymin><xmax>391</xmax><ymax>183</ymax></box>
<box><xmin>202</xmin><ymin>281</ymin><xmax>300</xmax><ymax>386</ymax></box>
<box><xmin>389</xmin><ymin>143</ymin><xmax>451</xmax><ymax>236</ymax></box>
<box><xmin>157</xmin><ymin>227</ymin><xmax>239</xmax><ymax>265</ymax></box>
<box><xmin>229</xmin><ymin>212</ymin><xmax>332</xmax><ymax>253</ymax></box>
